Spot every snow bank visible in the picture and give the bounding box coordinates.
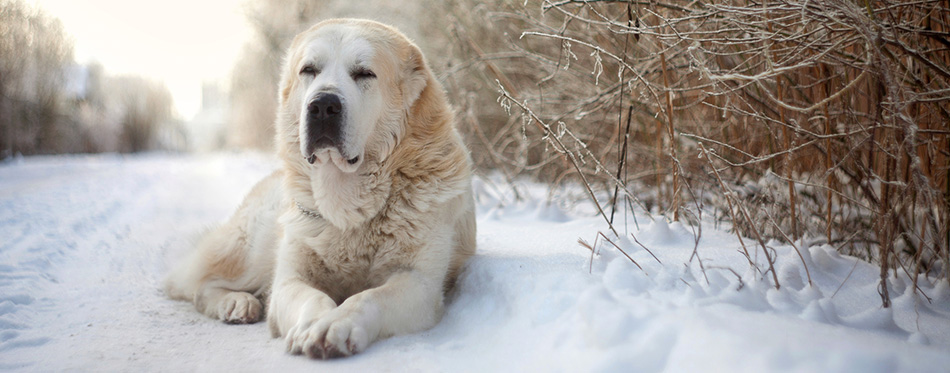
[1,154,948,372]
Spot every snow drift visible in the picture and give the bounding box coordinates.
[1,153,948,372]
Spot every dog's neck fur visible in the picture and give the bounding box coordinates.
[305,161,390,229]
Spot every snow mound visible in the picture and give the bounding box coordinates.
[1,153,948,372]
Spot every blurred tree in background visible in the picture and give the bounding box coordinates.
[0,0,74,156]
[0,0,178,157]
[227,1,324,150]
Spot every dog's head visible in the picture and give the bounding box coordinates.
[275,19,429,173]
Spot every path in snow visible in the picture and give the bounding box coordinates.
[1,153,948,372]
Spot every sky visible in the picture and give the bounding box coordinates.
[29,0,253,120]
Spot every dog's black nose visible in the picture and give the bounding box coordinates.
[305,92,344,157]
[307,93,342,119]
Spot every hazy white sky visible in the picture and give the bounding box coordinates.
[29,0,253,120]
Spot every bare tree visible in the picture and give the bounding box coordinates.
[0,0,74,156]
[226,1,327,150]
[0,0,175,156]
[108,76,174,153]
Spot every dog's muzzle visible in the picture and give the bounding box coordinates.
[301,92,362,167]
[306,92,342,150]
[304,93,349,163]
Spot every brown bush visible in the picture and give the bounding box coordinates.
[443,0,950,304]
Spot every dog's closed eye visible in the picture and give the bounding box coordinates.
[351,68,376,80]
[300,65,319,76]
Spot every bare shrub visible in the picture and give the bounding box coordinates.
[108,76,175,153]
[0,0,75,156]
[74,62,122,152]
[444,0,950,302]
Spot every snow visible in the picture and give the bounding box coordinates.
[1,153,949,372]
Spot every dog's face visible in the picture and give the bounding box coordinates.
[277,19,428,174]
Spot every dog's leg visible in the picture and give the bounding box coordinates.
[168,223,271,324]
[194,281,264,324]
[268,278,338,355]
[166,171,282,324]
[186,228,269,324]
[288,269,444,358]
[267,234,342,355]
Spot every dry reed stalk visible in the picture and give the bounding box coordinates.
[763,0,799,239]
[579,231,647,275]
[660,50,680,221]
[496,82,620,236]
[820,64,834,245]
[608,5,635,226]
[699,143,764,277]
[879,150,895,308]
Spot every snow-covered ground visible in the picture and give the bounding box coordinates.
[1,153,948,372]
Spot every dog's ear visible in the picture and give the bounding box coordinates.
[279,55,300,106]
[402,45,428,110]
[279,69,295,106]
[279,33,309,106]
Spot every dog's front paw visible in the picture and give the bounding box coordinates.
[285,307,374,359]
[218,292,262,324]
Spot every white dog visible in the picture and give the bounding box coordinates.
[165,19,476,359]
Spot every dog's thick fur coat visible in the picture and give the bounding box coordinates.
[165,19,475,359]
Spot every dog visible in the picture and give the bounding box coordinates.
[165,18,476,359]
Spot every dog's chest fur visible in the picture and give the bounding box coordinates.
[298,169,450,304]
[302,228,393,304]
